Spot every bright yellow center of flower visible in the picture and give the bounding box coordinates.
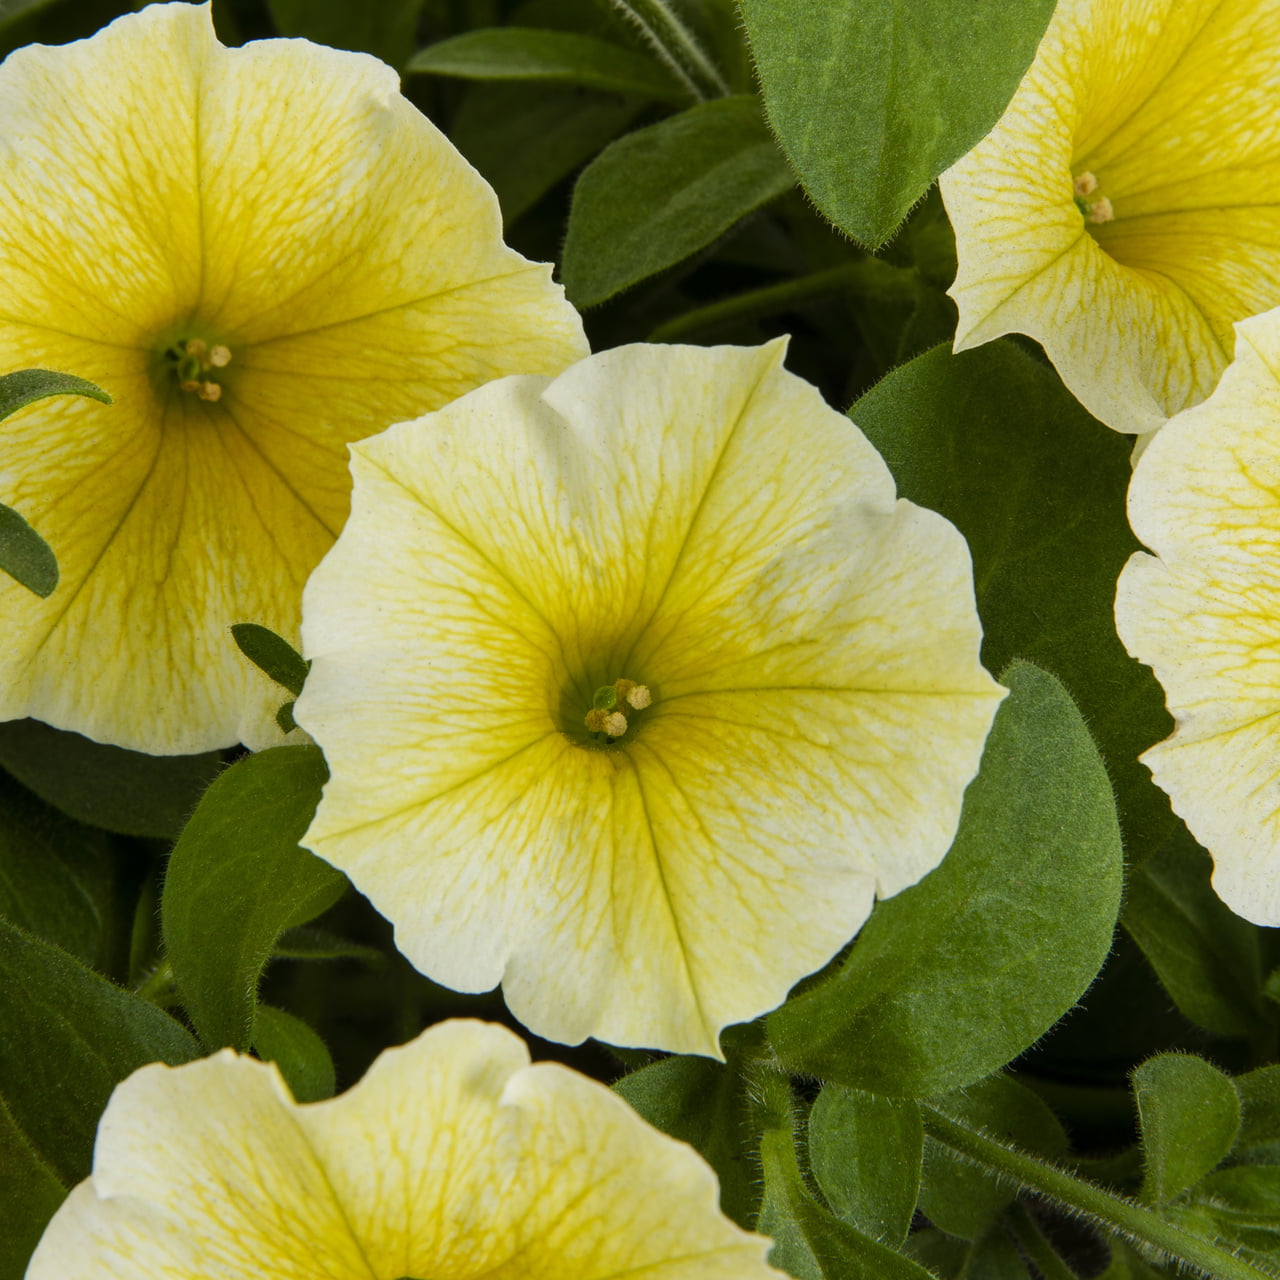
[583,677,652,742]
[163,336,234,403]
[1072,171,1114,225]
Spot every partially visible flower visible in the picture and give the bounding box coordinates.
[942,0,1280,437]
[296,341,1005,1056]
[0,2,586,754]
[1116,307,1280,924]
[26,1019,779,1279]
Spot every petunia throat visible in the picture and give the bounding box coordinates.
[584,677,652,742]
[163,336,233,403]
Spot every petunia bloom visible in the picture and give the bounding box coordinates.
[26,1019,780,1279]
[1116,307,1280,925]
[0,1,586,754]
[295,341,1005,1056]
[942,0,1280,438]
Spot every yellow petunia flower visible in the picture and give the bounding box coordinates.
[295,341,1005,1056]
[26,1019,780,1279]
[1116,307,1280,925]
[942,0,1280,438]
[0,1,586,754]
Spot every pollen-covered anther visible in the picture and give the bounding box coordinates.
[602,710,628,736]
[1072,170,1098,197]
[584,678,651,738]
[625,684,651,710]
[197,381,222,403]
[209,344,232,368]
[1088,196,1115,224]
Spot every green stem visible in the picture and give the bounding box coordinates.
[1008,1203,1079,1280]
[921,1105,1272,1280]
[604,0,728,99]
[649,259,919,343]
[134,957,175,1006]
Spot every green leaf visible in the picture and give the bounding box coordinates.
[808,1085,922,1247]
[0,918,197,1186]
[231,622,310,697]
[273,924,385,966]
[252,1004,336,1104]
[767,662,1123,1096]
[266,0,426,68]
[562,95,794,307]
[1133,1054,1240,1205]
[0,719,222,840]
[0,1092,65,1280]
[0,368,110,422]
[0,772,112,966]
[0,503,57,598]
[1192,1165,1280,1237]
[162,745,346,1052]
[1122,827,1267,1041]
[1237,1066,1280,1150]
[0,0,126,58]
[758,1127,936,1280]
[738,0,1055,246]
[959,1228,1032,1280]
[853,339,1175,866]
[920,1076,1067,1241]
[409,28,688,101]
[614,1055,757,1227]
[451,81,643,223]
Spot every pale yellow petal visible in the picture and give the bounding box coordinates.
[943,0,1280,436]
[28,1020,778,1280]
[0,2,585,753]
[1116,306,1280,923]
[299,343,1004,1053]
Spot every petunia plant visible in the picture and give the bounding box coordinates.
[4,2,1280,1280]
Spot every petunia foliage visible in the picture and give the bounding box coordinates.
[6,2,1280,1280]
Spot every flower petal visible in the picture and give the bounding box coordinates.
[299,342,1004,1053]
[1116,306,1280,923]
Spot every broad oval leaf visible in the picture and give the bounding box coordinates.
[1134,1053,1240,1206]
[0,918,197,1187]
[231,622,310,697]
[0,1091,64,1280]
[739,0,1055,246]
[767,662,1123,1096]
[0,502,57,598]
[562,95,794,307]
[253,1004,336,1104]
[0,719,222,840]
[409,28,688,101]
[162,745,347,1052]
[808,1085,922,1247]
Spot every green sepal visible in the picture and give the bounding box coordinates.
[231,622,311,697]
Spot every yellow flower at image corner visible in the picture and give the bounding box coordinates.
[294,340,1007,1056]
[0,1,587,755]
[1116,306,1280,926]
[941,0,1280,438]
[26,1019,781,1280]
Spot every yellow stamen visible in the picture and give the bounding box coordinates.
[197,381,222,403]
[626,684,651,710]
[208,345,232,368]
[602,710,628,737]
[1087,197,1114,224]
[584,708,608,733]
[1072,171,1098,197]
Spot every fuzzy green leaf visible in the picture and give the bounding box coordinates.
[231,623,310,697]
[738,0,1055,245]
[767,662,1123,1096]
[562,95,794,307]
[162,746,346,1052]
[252,1004,336,1104]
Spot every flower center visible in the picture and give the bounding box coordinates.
[583,677,652,742]
[1071,171,1114,224]
[163,336,233,403]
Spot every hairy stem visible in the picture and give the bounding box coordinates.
[604,0,728,99]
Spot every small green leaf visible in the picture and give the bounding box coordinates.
[266,0,426,68]
[276,700,298,734]
[273,925,384,966]
[0,502,57,597]
[959,1227,1032,1279]
[854,339,1175,867]
[0,772,113,966]
[0,719,222,840]
[767,662,1123,1096]
[808,1085,922,1247]
[1191,1166,1280,1250]
[1236,1066,1280,1150]
[758,1126,936,1280]
[1123,828,1268,1041]
[409,28,688,101]
[920,1076,1067,1241]
[0,919,198,1186]
[614,1055,757,1227]
[252,1004,336,1103]
[562,95,794,307]
[738,0,1056,245]
[1133,1053,1240,1205]
[0,1090,65,1280]
[231,622,310,697]
[162,745,347,1052]
[0,368,110,421]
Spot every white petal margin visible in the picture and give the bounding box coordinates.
[26,1019,780,1280]
[1116,307,1280,924]
[297,341,1005,1056]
